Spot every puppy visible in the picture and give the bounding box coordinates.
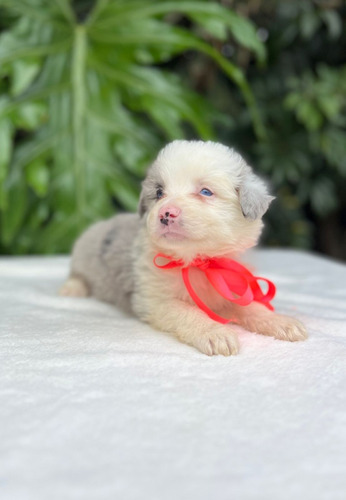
[60,140,307,355]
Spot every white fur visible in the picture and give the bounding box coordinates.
[64,140,307,356]
[132,140,307,355]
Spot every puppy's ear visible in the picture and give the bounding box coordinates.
[138,183,148,217]
[138,161,163,217]
[238,171,274,220]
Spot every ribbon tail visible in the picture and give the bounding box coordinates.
[182,268,235,325]
[205,269,254,306]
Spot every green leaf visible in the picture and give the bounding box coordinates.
[108,175,140,213]
[284,92,302,110]
[318,128,346,174]
[0,0,66,25]
[299,10,320,39]
[297,101,324,131]
[222,12,266,63]
[26,158,49,196]
[190,13,228,40]
[12,102,47,130]
[321,10,342,39]
[0,116,13,208]
[1,178,27,244]
[11,59,40,96]
[317,95,341,121]
[0,116,12,177]
[35,213,83,253]
[310,177,337,216]
[92,0,266,62]
[113,136,156,176]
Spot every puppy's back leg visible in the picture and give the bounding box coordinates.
[59,276,89,297]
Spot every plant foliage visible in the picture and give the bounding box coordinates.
[0,0,264,253]
[211,0,346,258]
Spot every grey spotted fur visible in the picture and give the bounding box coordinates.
[70,213,140,314]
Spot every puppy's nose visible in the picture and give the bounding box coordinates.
[159,205,181,224]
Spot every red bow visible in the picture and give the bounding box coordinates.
[153,253,276,324]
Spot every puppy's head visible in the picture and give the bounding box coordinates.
[139,140,273,260]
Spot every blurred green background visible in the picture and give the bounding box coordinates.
[0,0,345,259]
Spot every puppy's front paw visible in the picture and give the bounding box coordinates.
[194,328,239,356]
[264,315,308,342]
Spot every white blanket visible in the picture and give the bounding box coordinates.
[1,250,346,500]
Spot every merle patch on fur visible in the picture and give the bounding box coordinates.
[100,227,117,260]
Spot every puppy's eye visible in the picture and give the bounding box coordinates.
[199,188,213,197]
[156,188,164,200]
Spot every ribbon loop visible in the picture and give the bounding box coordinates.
[154,253,184,269]
[153,253,276,324]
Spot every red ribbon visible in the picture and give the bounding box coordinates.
[153,253,276,324]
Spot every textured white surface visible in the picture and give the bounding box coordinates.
[1,250,346,500]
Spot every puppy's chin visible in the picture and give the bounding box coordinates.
[149,226,236,260]
[148,225,203,259]
[156,234,187,247]
[156,224,186,241]
[151,229,189,248]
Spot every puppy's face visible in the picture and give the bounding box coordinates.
[139,141,273,261]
